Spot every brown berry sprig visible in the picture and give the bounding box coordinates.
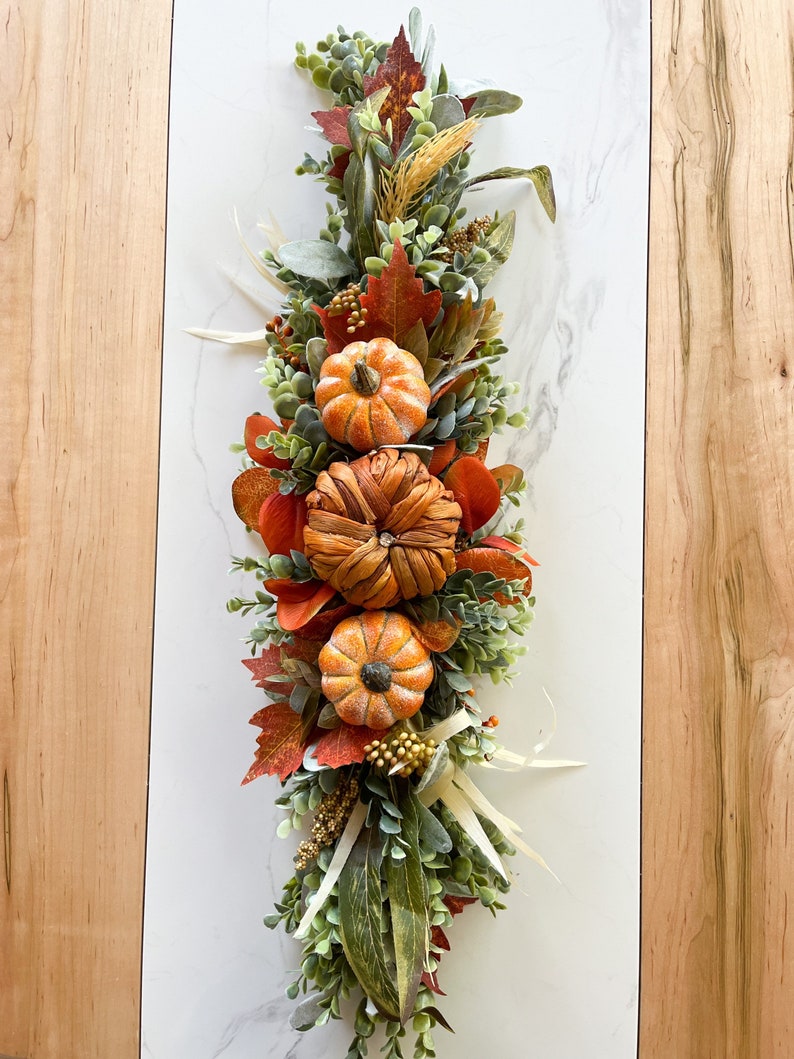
[265,314,302,368]
[440,215,492,262]
[294,776,360,871]
[325,281,369,334]
[364,731,438,778]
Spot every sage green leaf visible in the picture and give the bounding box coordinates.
[347,86,391,159]
[415,741,450,795]
[277,240,355,281]
[386,793,429,1024]
[400,319,430,365]
[466,89,523,118]
[339,826,400,1021]
[415,800,453,853]
[289,991,329,1031]
[343,151,378,268]
[466,166,557,223]
[469,212,516,287]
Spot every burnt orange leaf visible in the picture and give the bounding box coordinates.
[362,26,425,151]
[311,106,352,147]
[242,701,308,784]
[263,579,338,632]
[242,639,323,695]
[474,439,490,463]
[427,439,457,476]
[299,601,358,640]
[258,490,308,556]
[443,456,501,534]
[311,723,382,768]
[421,894,476,995]
[455,547,533,601]
[409,617,462,652]
[245,415,290,468]
[479,534,539,567]
[232,467,281,529]
[489,463,524,495]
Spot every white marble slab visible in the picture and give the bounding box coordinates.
[143,2,649,1056]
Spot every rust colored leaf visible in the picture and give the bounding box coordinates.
[311,723,383,768]
[427,439,457,476]
[311,106,353,147]
[479,534,539,567]
[420,969,446,996]
[455,547,533,601]
[299,600,358,640]
[245,414,290,468]
[489,463,524,495]
[421,894,476,995]
[443,894,477,916]
[327,149,352,181]
[242,701,309,784]
[443,456,501,534]
[242,639,323,695]
[362,26,425,151]
[258,490,309,556]
[409,617,462,653]
[263,579,338,632]
[232,467,281,529]
[314,240,441,353]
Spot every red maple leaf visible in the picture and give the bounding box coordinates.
[311,723,382,768]
[327,149,351,182]
[362,26,425,152]
[311,106,352,148]
[314,241,441,353]
[421,895,477,994]
[242,701,309,784]
[242,639,323,696]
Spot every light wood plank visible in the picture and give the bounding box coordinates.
[0,2,171,1055]
[642,0,794,1055]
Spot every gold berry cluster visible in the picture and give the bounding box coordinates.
[326,282,369,334]
[440,215,492,262]
[294,776,360,871]
[364,731,438,778]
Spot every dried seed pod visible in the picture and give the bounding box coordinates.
[319,611,434,728]
[303,449,461,609]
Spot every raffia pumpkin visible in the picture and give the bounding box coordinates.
[314,337,431,451]
[319,611,434,728]
[303,449,461,609]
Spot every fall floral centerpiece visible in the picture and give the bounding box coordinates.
[195,9,563,1056]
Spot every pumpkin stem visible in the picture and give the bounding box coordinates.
[351,358,381,396]
[360,661,392,693]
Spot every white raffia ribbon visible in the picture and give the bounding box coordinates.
[294,799,367,939]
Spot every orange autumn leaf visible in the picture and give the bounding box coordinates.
[263,578,338,632]
[242,701,309,784]
[489,463,524,495]
[479,534,539,567]
[258,490,309,556]
[443,456,501,534]
[455,547,533,601]
[409,617,462,652]
[299,600,358,640]
[232,467,281,529]
[427,438,457,476]
[242,639,323,694]
[311,723,383,768]
[244,415,291,468]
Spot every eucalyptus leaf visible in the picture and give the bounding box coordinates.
[338,827,400,1021]
[289,991,329,1031]
[385,794,429,1024]
[277,240,356,281]
[466,165,557,223]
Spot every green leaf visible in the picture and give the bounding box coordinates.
[339,826,401,1021]
[466,88,523,118]
[385,793,429,1024]
[415,801,453,853]
[470,212,516,287]
[277,240,355,281]
[465,166,556,223]
[343,151,378,268]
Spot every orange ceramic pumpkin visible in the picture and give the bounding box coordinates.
[314,337,431,451]
[319,611,434,729]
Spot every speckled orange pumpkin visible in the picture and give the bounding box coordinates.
[319,611,434,729]
[314,337,431,451]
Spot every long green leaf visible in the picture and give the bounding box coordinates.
[338,826,400,1020]
[385,793,429,1023]
[466,165,557,223]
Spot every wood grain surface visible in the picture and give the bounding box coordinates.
[641,0,794,1056]
[0,2,171,1057]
